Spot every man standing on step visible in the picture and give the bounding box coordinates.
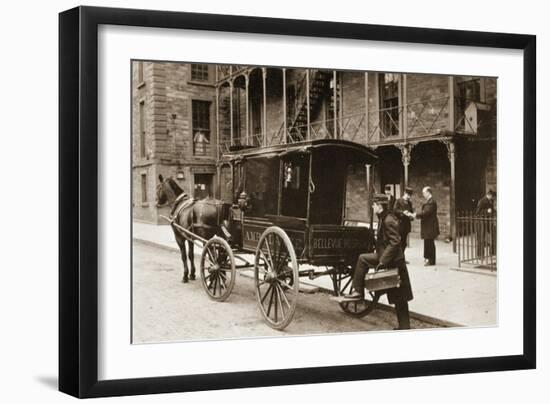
[345,194,413,330]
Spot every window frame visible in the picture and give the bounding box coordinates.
[379,73,401,137]
[190,63,210,82]
[191,99,213,156]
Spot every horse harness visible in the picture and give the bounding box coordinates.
[170,193,196,222]
[171,195,230,237]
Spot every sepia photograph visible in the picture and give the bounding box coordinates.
[131,61,497,343]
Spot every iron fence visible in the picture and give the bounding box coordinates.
[456,210,497,271]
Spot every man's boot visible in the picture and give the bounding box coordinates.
[395,300,411,330]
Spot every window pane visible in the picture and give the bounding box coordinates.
[191,64,209,81]
[192,100,212,156]
[380,74,400,137]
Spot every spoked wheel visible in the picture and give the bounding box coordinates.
[200,236,236,302]
[332,266,380,318]
[254,226,299,330]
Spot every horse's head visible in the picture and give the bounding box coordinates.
[156,174,170,207]
[156,174,186,208]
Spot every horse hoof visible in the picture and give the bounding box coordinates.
[182,278,188,283]
[189,275,196,281]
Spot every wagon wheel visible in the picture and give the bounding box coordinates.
[332,266,380,318]
[200,236,236,302]
[254,226,299,330]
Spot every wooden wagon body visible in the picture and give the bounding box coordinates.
[228,139,377,264]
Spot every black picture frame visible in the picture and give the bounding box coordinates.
[59,5,536,398]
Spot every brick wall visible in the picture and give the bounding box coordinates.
[218,85,232,148]
[366,73,381,143]
[405,74,450,138]
[265,71,284,142]
[236,86,247,145]
[341,72,367,142]
[219,164,233,203]
[408,142,451,238]
[485,142,497,193]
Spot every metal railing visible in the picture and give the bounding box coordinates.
[366,96,451,141]
[217,96,491,155]
[456,210,497,271]
[216,65,250,83]
[218,112,367,156]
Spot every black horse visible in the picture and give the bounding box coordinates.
[156,175,230,283]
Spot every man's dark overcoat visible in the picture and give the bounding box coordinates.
[416,197,440,240]
[374,211,413,304]
[393,197,414,235]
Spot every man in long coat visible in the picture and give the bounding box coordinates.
[476,189,496,256]
[393,187,414,256]
[410,186,439,266]
[345,194,413,329]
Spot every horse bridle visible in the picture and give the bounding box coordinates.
[156,180,189,208]
[156,182,170,208]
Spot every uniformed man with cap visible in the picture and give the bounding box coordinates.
[393,187,414,256]
[345,193,413,329]
[384,184,396,212]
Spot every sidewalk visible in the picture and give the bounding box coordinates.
[133,221,496,328]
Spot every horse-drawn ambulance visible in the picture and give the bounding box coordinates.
[159,139,381,330]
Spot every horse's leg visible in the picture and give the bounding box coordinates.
[173,227,190,283]
[179,237,190,283]
[188,240,196,280]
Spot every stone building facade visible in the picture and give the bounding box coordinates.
[132,61,218,224]
[133,62,497,243]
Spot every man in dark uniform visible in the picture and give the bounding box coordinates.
[476,189,496,216]
[384,184,396,212]
[409,186,439,266]
[393,187,414,256]
[344,194,413,330]
[476,189,496,256]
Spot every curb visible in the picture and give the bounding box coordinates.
[134,237,464,328]
[450,266,497,277]
[310,282,463,328]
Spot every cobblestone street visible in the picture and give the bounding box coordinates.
[132,241,439,343]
